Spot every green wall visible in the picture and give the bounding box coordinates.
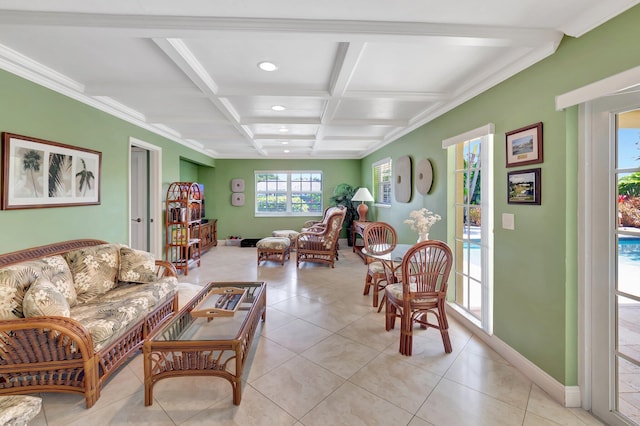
[360,4,640,384]
[204,159,360,239]
[0,69,213,253]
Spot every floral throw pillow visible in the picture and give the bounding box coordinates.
[23,281,71,318]
[0,255,76,320]
[64,244,120,303]
[119,247,156,284]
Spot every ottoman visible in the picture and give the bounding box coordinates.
[257,237,291,265]
[272,229,300,251]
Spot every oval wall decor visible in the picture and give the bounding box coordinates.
[394,155,412,203]
[415,158,434,195]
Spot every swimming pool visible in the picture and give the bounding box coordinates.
[619,237,640,263]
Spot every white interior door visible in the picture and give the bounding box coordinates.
[585,90,640,425]
[129,138,162,259]
[130,147,148,251]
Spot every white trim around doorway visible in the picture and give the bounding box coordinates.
[128,137,163,259]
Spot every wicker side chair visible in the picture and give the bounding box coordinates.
[296,206,346,268]
[362,222,398,309]
[384,240,453,356]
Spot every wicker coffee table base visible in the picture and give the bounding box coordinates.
[143,282,266,406]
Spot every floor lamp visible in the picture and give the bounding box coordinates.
[352,187,374,221]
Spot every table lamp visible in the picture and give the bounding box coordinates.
[352,187,374,221]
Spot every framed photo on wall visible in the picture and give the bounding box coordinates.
[505,122,543,167]
[507,168,541,205]
[1,132,101,210]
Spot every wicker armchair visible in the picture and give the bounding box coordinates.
[385,240,453,356]
[296,206,346,268]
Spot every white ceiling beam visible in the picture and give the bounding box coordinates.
[316,41,367,153]
[0,10,562,47]
[240,117,321,125]
[147,115,231,124]
[153,37,268,154]
[329,118,409,127]
[84,84,205,97]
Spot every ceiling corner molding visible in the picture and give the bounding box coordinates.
[559,0,640,37]
[379,35,561,150]
[555,64,640,110]
[0,44,215,159]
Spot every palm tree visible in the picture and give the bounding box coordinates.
[48,153,72,197]
[22,150,41,197]
[75,158,95,196]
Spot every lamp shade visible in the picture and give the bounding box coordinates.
[352,187,374,202]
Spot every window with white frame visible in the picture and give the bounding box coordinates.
[372,158,392,205]
[443,124,494,334]
[255,171,323,216]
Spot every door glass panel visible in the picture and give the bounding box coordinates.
[454,136,487,325]
[616,109,640,423]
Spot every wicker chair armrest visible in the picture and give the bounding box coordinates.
[302,220,321,228]
[0,316,95,363]
[155,260,178,278]
[297,230,324,240]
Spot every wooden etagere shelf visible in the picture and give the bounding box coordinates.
[165,182,202,275]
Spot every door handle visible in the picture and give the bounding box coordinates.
[132,218,142,223]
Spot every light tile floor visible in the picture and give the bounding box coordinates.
[29,244,605,425]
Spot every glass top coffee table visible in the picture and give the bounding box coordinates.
[143,281,266,406]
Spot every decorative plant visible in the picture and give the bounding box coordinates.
[329,183,359,242]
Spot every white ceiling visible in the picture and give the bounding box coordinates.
[0,0,637,159]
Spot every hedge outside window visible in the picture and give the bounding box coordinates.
[372,158,392,206]
[255,171,323,216]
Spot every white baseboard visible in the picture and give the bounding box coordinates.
[447,306,581,408]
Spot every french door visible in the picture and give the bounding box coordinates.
[586,91,640,425]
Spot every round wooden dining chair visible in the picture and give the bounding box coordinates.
[362,222,397,309]
[384,240,453,355]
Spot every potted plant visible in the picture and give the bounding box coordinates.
[329,183,359,245]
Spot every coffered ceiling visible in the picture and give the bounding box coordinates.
[0,1,637,159]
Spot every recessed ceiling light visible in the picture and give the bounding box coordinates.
[281,141,289,145]
[279,127,289,133]
[283,149,290,153]
[258,61,278,72]
[271,105,286,111]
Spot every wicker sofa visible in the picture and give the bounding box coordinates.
[0,239,179,408]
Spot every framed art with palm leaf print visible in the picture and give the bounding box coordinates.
[1,132,101,209]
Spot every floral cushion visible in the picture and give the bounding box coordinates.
[23,281,71,318]
[69,297,147,352]
[0,255,76,320]
[102,276,178,308]
[69,276,177,352]
[64,244,120,303]
[256,237,290,250]
[118,247,156,283]
[0,395,42,426]
[386,282,438,304]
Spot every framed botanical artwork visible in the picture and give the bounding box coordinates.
[507,168,541,205]
[505,122,543,167]
[1,132,101,210]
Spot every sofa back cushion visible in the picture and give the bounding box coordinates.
[23,281,71,318]
[64,244,120,303]
[0,255,76,320]
[118,247,156,283]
